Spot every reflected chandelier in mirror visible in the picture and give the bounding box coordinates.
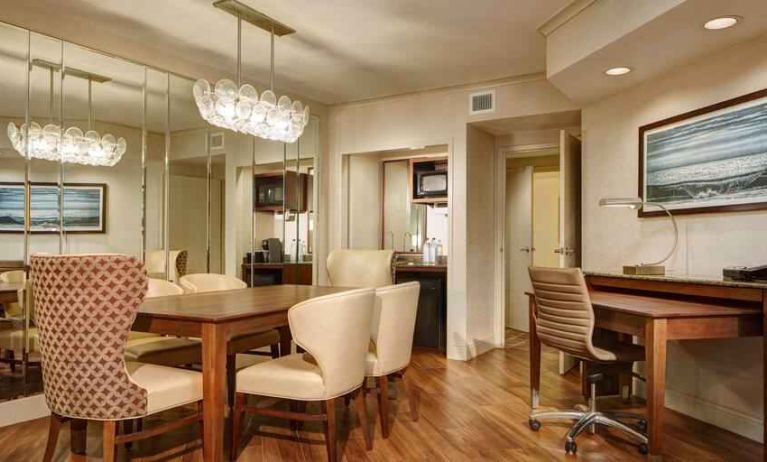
[6,59,127,167]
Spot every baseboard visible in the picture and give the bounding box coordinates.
[0,394,49,427]
[665,389,763,443]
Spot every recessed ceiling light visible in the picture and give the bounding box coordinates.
[604,67,632,76]
[704,16,740,30]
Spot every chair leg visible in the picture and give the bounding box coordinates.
[231,393,246,462]
[270,343,280,359]
[377,376,390,438]
[70,419,88,456]
[7,350,15,373]
[102,420,117,462]
[227,354,237,411]
[323,397,337,462]
[122,419,134,450]
[354,388,373,451]
[400,370,419,422]
[43,414,64,462]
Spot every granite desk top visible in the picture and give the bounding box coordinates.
[585,270,767,290]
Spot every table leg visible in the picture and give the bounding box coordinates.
[645,318,667,460]
[202,322,228,462]
[278,325,292,357]
[529,295,541,409]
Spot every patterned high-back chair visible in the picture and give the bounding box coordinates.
[32,254,204,462]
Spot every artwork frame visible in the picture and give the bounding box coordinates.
[638,88,767,217]
[0,182,107,234]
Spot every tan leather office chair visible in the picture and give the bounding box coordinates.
[231,288,376,461]
[528,266,648,455]
[326,249,394,287]
[365,282,421,445]
[32,254,203,462]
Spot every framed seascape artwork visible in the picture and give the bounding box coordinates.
[0,182,107,233]
[639,88,767,216]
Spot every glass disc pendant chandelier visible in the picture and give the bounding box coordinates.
[193,0,308,143]
[7,59,127,167]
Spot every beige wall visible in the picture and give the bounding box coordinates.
[323,75,578,359]
[582,34,767,441]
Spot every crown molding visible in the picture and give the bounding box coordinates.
[538,0,597,37]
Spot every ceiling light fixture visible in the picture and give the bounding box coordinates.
[193,0,308,143]
[604,66,632,76]
[7,59,127,167]
[704,16,740,30]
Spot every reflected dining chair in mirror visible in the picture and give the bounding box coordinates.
[365,282,421,445]
[0,270,26,319]
[31,254,204,462]
[125,278,201,368]
[0,279,38,374]
[326,249,395,288]
[179,273,282,407]
[231,288,376,462]
[145,250,188,283]
[527,267,649,455]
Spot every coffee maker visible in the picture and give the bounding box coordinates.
[262,238,283,263]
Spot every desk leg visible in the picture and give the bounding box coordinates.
[202,322,228,462]
[645,319,667,460]
[529,296,541,409]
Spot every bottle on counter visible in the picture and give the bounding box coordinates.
[434,239,443,263]
[422,238,432,263]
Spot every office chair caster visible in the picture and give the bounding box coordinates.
[565,440,577,454]
[639,443,649,455]
[528,418,541,431]
[637,418,647,432]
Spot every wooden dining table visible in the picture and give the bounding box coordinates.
[133,284,349,462]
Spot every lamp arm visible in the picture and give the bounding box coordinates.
[640,202,678,267]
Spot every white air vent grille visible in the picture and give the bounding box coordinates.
[469,90,495,115]
[209,132,225,150]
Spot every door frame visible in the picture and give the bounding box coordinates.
[493,143,559,346]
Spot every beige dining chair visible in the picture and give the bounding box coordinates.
[326,249,394,287]
[231,288,376,462]
[527,266,649,455]
[0,278,36,373]
[31,254,203,462]
[179,273,282,405]
[0,270,25,318]
[364,282,421,445]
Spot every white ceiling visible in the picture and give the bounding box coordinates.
[0,0,571,105]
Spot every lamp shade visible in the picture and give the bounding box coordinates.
[598,197,644,209]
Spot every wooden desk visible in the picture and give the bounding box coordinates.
[133,284,349,462]
[528,273,765,460]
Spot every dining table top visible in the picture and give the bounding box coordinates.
[138,284,351,323]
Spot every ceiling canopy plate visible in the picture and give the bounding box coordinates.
[213,0,295,36]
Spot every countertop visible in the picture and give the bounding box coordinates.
[395,262,447,273]
[585,270,767,290]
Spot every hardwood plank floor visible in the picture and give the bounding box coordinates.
[0,330,761,461]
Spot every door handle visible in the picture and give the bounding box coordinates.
[519,247,536,253]
[554,247,576,255]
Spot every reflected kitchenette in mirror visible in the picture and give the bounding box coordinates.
[0,20,320,404]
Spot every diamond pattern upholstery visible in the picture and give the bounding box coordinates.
[32,254,149,420]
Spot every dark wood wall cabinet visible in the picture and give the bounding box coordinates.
[241,263,313,287]
[395,266,447,353]
[254,172,312,213]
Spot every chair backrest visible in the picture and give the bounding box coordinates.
[31,254,149,420]
[145,250,187,282]
[179,273,247,293]
[369,282,420,376]
[147,278,184,297]
[326,249,394,287]
[0,270,26,283]
[289,288,375,398]
[528,266,599,360]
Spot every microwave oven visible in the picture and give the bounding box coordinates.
[415,171,448,198]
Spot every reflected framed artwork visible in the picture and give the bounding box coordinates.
[0,182,106,233]
[639,88,767,216]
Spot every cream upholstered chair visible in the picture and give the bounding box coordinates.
[179,273,281,406]
[528,267,648,455]
[364,282,421,444]
[125,278,201,367]
[0,270,25,318]
[31,254,203,462]
[0,278,37,372]
[231,288,376,461]
[145,249,188,283]
[326,249,394,287]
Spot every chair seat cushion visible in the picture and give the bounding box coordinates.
[236,353,325,400]
[125,337,201,367]
[228,329,280,355]
[592,340,645,362]
[126,362,202,415]
[0,327,38,352]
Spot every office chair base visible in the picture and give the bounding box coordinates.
[564,411,648,454]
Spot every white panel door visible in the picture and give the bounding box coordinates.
[506,166,533,331]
